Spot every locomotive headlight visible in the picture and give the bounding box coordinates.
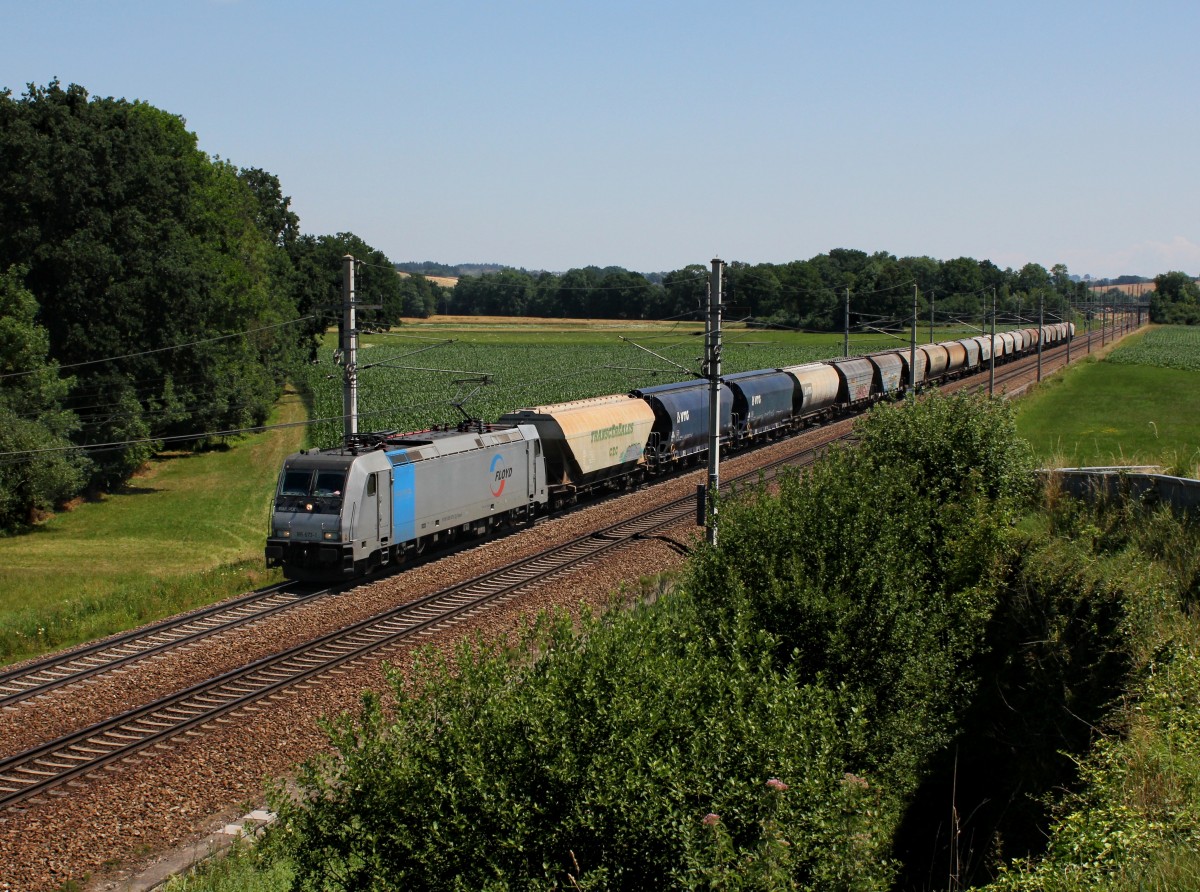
[323,531,336,540]
[281,530,290,538]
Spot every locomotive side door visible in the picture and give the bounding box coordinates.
[361,472,379,550]
[529,440,539,499]
[377,471,392,546]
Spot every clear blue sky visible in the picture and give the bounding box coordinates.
[3,1,1197,279]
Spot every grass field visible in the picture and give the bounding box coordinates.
[0,386,305,665]
[1016,326,1200,475]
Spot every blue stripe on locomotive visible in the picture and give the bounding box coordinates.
[724,369,795,434]
[632,380,734,453]
[386,449,417,544]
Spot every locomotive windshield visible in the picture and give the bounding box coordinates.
[280,470,345,497]
[281,470,313,496]
[313,472,345,496]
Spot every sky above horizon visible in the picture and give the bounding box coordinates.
[3,1,1197,280]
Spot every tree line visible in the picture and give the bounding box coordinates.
[435,252,1125,329]
[0,82,408,530]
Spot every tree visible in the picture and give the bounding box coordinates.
[1150,271,1200,324]
[1153,270,1200,304]
[448,268,534,316]
[394,273,443,318]
[527,271,565,317]
[1015,262,1052,295]
[592,268,655,319]
[940,257,985,301]
[775,259,835,329]
[725,262,782,320]
[238,166,300,249]
[658,265,708,321]
[284,231,407,349]
[0,82,316,490]
[859,252,915,324]
[0,266,88,528]
[554,267,602,318]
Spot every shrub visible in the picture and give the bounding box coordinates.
[271,603,895,890]
[687,392,1034,787]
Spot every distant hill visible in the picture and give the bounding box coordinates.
[1088,279,1200,297]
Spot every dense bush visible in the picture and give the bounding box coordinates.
[274,601,892,890]
[893,528,1142,885]
[1149,271,1200,325]
[688,392,1035,787]
[982,501,1200,891]
[268,392,1035,890]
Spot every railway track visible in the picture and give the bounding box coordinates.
[0,464,794,714]
[0,583,327,709]
[0,327,1117,810]
[960,330,1088,394]
[0,432,836,810]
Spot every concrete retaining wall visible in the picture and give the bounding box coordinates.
[1040,466,1200,512]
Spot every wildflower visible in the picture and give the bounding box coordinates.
[842,772,869,790]
[766,777,789,792]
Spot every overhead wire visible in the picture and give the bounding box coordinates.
[0,315,321,382]
[0,384,507,465]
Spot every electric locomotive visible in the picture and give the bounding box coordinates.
[266,423,546,580]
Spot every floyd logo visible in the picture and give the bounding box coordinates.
[490,454,512,497]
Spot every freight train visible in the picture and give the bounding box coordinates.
[265,323,1072,580]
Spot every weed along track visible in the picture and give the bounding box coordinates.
[0,328,1123,888]
[0,582,319,708]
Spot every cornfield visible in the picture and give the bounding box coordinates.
[300,329,887,448]
[1108,326,1200,372]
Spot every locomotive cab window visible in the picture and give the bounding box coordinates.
[281,470,345,498]
[281,470,312,496]
[313,472,345,497]
[366,475,377,497]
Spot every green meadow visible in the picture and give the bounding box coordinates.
[1016,326,1200,476]
[0,387,304,665]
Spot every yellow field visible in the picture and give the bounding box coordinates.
[1089,282,1157,296]
[396,271,459,288]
